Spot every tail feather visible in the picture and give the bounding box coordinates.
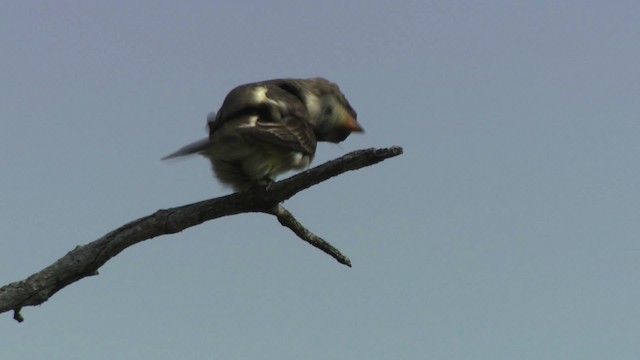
[161,138,211,160]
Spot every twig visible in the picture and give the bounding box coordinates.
[266,204,352,267]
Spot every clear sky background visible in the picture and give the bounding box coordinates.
[2,1,639,359]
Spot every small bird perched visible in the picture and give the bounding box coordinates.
[162,77,364,191]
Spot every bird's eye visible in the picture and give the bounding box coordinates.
[323,106,333,116]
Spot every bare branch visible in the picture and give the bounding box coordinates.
[265,204,352,267]
[0,146,403,322]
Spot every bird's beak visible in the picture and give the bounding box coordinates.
[343,114,364,133]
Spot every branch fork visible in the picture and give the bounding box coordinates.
[0,146,403,322]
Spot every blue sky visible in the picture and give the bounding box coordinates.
[2,1,640,359]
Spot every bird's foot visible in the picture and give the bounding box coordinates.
[261,176,275,190]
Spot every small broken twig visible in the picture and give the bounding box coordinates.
[266,204,352,267]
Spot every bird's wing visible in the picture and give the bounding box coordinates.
[210,81,317,155]
[248,112,316,154]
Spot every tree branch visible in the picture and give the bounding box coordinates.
[0,146,403,322]
[265,204,352,267]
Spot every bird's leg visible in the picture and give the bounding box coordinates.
[261,176,275,190]
[248,176,275,191]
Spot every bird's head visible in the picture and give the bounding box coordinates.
[301,78,364,143]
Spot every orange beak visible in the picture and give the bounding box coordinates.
[343,114,364,132]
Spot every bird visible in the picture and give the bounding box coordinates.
[162,77,364,192]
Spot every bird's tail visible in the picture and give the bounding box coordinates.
[161,138,211,160]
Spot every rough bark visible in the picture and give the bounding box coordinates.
[0,146,403,322]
